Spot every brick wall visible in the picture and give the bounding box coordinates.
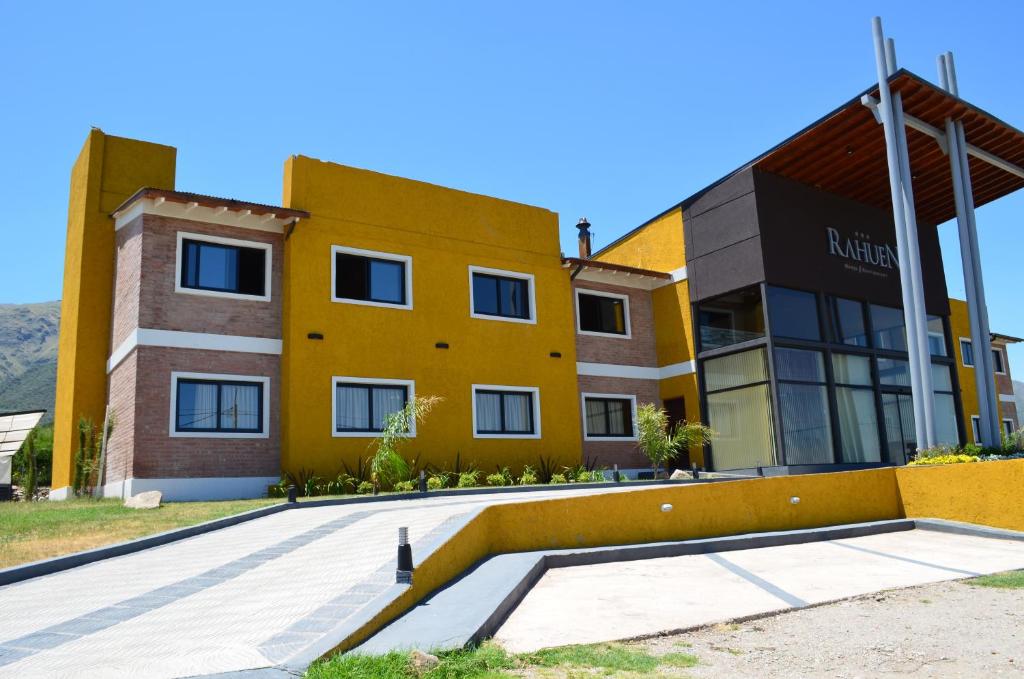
[572,280,657,366]
[578,374,659,469]
[111,217,144,348]
[104,351,138,483]
[130,346,280,479]
[137,215,283,339]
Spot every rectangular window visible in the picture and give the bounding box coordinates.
[332,246,411,308]
[333,379,412,435]
[766,286,821,341]
[473,386,539,437]
[828,297,869,347]
[993,349,1006,373]
[1004,419,1015,437]
[960,338,975,367]
[577,290,629,337]
[704,347,777,469]
[583,395,635,439]
[178,235,269,299]
[870,305,908,352]
[927,316,947,357]
[173,375,266,436]
[470,268,534,322]
[971,415,980,443]
[697,287,765,351]
[774,348,834,465]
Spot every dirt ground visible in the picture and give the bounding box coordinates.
[636,578,1023,678]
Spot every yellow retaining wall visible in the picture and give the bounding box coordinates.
[896,458,1024,532]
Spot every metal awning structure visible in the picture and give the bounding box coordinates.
[0,410,45,491]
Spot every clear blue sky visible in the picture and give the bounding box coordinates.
[1,1,1021,376]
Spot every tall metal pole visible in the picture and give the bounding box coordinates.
[871,17,930,451]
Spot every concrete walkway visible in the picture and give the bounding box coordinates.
[494,529,1024,652]
[0,487,630,679]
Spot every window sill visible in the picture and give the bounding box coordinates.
[473,432,541,440]
[470,311,536,325]
[577,329,632,340]
[583,435,638,442]
[175,286,271,303]
[170,431,269,439]
[331,296,412,311]
[332,431,417,438]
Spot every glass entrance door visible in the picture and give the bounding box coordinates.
[882,393,915,465]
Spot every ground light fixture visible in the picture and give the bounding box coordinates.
[397,526,414,584]
[790,496,801,505]
[661,503,673,513]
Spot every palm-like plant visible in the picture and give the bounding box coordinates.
[369,395,442,491]
[635,403,715,479]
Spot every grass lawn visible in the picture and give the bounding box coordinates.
[0,497,282,569]
[306,642,698,678]
[966,570,1024,589]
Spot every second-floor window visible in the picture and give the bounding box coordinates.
[576,290,629,337]
[960,338,975,367]
[470,267,534,322]
[179,235,268,298]
[332,246,412,309]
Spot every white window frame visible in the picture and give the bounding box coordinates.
[993,347,1007,375]
[575,288,632,339]
[175,232,272,302]
[581,392,638,442]
[332,376,416,438]
[471,384,541,439]
[959,337,975,368]
[970,415,980,443]
[468,265,537,325]
[1003,418,1015,437]
[169,371,270,439]
[331,245,413,310]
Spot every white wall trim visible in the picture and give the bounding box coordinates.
[1004,418,1016,436]
[170,371,271,439]
[331,376,416,438]
[575,287,631,339]
[96,476,280,501]
[576,360,696,380]
[468,265,537,325]
[175,231,272,302]
[331,245,413,310]
[472,384,542,439]
[581,392,638,442]
[114,198,291,234]
[1000,393,1016,403]
[993,346,1007,375]
[107,329,283,373]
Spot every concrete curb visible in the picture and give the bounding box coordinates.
[913,517,1024,541]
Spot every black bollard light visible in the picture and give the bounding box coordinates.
[613,464,621,484]
[418,469,427,493]
[287,485,297,503]
[396,527,414,584]
[691,462,699,480]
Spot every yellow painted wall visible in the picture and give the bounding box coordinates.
[949,298,1009,443]
[896,459,1024,532]
[593,207,686,273]
[281,156,582,479]
[52,130,176,491]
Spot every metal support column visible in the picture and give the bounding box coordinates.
[871,17,936,450]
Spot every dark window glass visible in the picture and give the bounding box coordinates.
[578,293,627,335]
[176,379,263,433]
[766,286,820,341]
[993,349,1005,373]
[472,273,530,320]
[584,397,633,437]
[475,390,535,434]
[960,339,975,366]
[335,383,408,432]
[828,297,868,347]
[927,316,947,357]
[697,287,765,351]
[870,305,907,352]
[181,240,266,296]
[778,382,834,464]
[335,253,406,305]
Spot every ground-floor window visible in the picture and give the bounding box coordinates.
[171,372,269,438]
[472,385,540,438]
[1005,419,1016,437]
[582,394,636,440]
[332,377,413,436]
[704,348,777,469]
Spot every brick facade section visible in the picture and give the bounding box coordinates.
[126,346,280,479]
[137,215,283,339]
[572,280,657,367]
[104,351,138,483]
[578,375,659,469]
[111,217,144,348]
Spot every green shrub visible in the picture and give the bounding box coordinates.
[636,404,714,479]
[393,480,415,492]
[427,474,447,490]
[356,481,375,494]
[549,473,567,484]
[535,455,557,484]
[518,465,538,486]
[908,454,980,466]
[486,467,513,486]
[457,470,480,488]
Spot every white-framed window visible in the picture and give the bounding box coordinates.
[993,348,1007,374]
[472,384,541,438]
[331,245,413,310]
[1004,418,1015,437]
[468,266,536,324]
[332,377,415,437]
[581,392,637,441]
[970,415,980,443]
[959,338,975,368]
[170,371,270,439]
[175,232,272,302]
[575,288,631,338]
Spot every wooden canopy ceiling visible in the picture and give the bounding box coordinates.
[752,70,1024,226]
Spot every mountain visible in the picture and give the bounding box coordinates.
[0,301,60,421]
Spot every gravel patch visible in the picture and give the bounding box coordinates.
[638,577,1024,677]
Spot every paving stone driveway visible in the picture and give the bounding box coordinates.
[0,488,629,679]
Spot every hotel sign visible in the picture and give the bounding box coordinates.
[826,226,898,278]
